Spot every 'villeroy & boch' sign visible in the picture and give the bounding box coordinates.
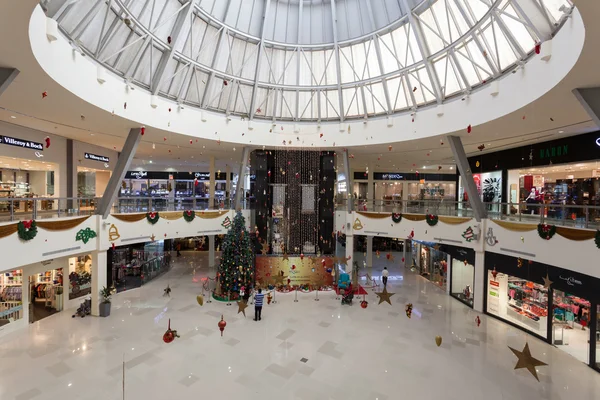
[0,135,43,151]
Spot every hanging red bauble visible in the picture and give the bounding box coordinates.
[535,42,541,54]
[287,278,291,284]
[300,253,304,260]
[194,178,199,187]
[360,300,368,309]
[475,316,481,327]
[111,242,115,250]
[218,315,227,336]
[223,80,228,86]
[491,267,498,280]
[467,125,472,134]
[140,126,145,135]
[41,91,48,99]
[162,319,179,343]
[267,170,271,177]
[401,257,405,262]
[292,265,296,270]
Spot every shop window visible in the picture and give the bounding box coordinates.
[552,289,591,364]
[486,271,548,338]
[451,259,474,307]
[29,269,64,323]
[0,270,23,325]
[68,255,92,300]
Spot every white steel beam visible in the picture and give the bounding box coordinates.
[249,0,272,119]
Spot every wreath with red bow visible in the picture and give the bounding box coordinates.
[183,210,195,222]
[146,212,159,224]
[18,220,37,241]
[391,213,402,223]
[425,214,439,226]
[537,223,556,240]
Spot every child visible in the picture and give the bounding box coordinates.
[382,267,389,286]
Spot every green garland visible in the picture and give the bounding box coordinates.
[18,220,37,241]
[392,213,402,223]
[595,230,600,249]
[537,223,556,240]
[146,212,159,224]
[426,214,439,226]
[183,210,196,222]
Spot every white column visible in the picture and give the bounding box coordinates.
[209,156,216,209]
[91,250,108,316]
[366,236,373,268]
[473,251,485,312]
[21,276,29,324]
[367,164,374,211]
[209,235,216,269]
[402,240,408,268]
[226,165,231,206]
[446,253,452,295]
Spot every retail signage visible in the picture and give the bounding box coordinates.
[124,171,170,180]
[375,173,404,180]
[0,135,43,151]
[128,171,147,179]
[539,144,568,160]
[596,137,600,147]
[174,172,233,180]
[84,152,109,163]
[353,172,456,182]
[558,275,582,287]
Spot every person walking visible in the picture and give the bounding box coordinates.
[254,288,264,321]
[382,267,389,286]
[176,243,181,257]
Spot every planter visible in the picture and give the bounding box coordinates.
[99,302,111,317]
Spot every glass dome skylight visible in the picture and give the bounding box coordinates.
[47,0,573,122]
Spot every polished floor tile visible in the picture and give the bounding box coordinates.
[0,251,599,399]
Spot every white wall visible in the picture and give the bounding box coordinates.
[94,171,111,197]
[72,141,117,197]
[29,171,46,195]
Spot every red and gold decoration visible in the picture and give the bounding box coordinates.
[425,214,439,226]
[183,210,196,222]
[375,286,394,305]
[537,223,556,240]
[255,256,333,287]
[405,303,413,318]
[360,300,368,309]
[221,216,232,228]
[391,213,402,223]
[146,212,159,225]
[218,315,227,336]
[17,220,37,241]
[162,319,179,343]
[508,342,548,381]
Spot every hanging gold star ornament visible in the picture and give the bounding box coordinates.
[273,271,286,286]
[150,234,156,242]
[237,300,248,317]
[352,218,363,230]
[282,253,289,261]
[508,342,548,381]
[260,241,269,255]
[375,286,395,305]
[542,273,553,289]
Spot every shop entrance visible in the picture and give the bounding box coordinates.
[552,290,592,364]
[29,268,63,323]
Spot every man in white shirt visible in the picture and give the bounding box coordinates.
[382,267,389,286]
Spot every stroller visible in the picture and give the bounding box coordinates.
[72,298,91,318]
[341,287,354,305]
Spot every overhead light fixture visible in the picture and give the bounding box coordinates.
[386,116,394,127]
[558,130,564,134]
[97,66,106,84]
[540,41,552,62]
[201,110,207,122]
[10,115,16,119]
[436,104,444,117]
[150,95,158,108]
[490,81,499,97]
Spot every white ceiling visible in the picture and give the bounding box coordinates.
[0,0,598,175]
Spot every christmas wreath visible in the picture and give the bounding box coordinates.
[392,213,402,223]
[18,220,37,241]
[146,211,159,224]
[425,214,439,226]
[537,223,556,240]
[595,230,600,249]
[183,210,195,222]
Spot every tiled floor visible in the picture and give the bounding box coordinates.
[1,251,599,400]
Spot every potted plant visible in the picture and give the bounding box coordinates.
[99,286,112,317]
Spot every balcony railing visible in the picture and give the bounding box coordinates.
[338,198,600,229]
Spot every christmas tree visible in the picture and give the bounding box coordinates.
[217,211,255,297]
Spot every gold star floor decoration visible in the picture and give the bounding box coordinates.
[282,253,289,261]
[237,301,248,317]
[508,342,548,381]
[375,286,395,305]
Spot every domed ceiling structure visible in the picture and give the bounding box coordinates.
[47,0,572,122]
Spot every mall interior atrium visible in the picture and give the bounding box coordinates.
[0,0,599,398]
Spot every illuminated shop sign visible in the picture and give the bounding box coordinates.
[84,152,110,163]
[0,135,43,151]
[539,145,568,159]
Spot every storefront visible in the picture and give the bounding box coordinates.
[484,252,600,371]
[0,269,23,327]
[352,172,457,203]
[410,240,449,291]
[444,246,476,308]
[29,267,64,323]
[75,146,114,198]
[107,240,172,293]
[468,131,600,223]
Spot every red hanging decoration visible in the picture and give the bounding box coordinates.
[223,80,228,86]
[467,125,472,134]
[194,178,199,187]
[140,126,145,136]
[360,300,368,309]
[491,267,498,280]
[218,315,227,336]
[44,136,51,149]
[478,144,485,151]
[41,91,48,99]
[535,42,541,54]
[167,36,172,44]
[475,316,481,327]
[320,133,323,138]
[292,265,296,270]
[162,319,179,343]
[124,102,127,109]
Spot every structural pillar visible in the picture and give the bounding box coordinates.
[91,250,108,316]
[209,156,216,209]
[473,251,485,312]
[367,164,374,211]
[226,164,231,206]
[341,151,353,212]
[0,68,19,98]
[402,239,408,268]
[446,253,452,295]
[96,128,142,218]
[448,135,487,221]
[208,235,216,269]
[366,236,373,268]
[234,147,251,209]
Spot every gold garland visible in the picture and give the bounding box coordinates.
[402,214,427,222]
[355,211,391,219]
[37,216,91,231]
[491,220,537,232]
[197,210,229,219]
[555,227,596,241]
[160,212,183,221]
[111,213,147,222]
[438,216,472,225]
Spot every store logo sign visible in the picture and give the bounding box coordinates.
[194,172,210,179]
[381,173,403,180]
[539,144,568,159]
[0,135,43,151]
[130,171,147,179]
[596,137,600,147]
[84,152,110,163]
[559,275,582,286]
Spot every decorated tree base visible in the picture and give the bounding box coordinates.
[212,291,241,302]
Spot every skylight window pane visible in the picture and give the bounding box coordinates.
[500,5,537,49]
[420,10,445,54]
[434,56,462,96]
